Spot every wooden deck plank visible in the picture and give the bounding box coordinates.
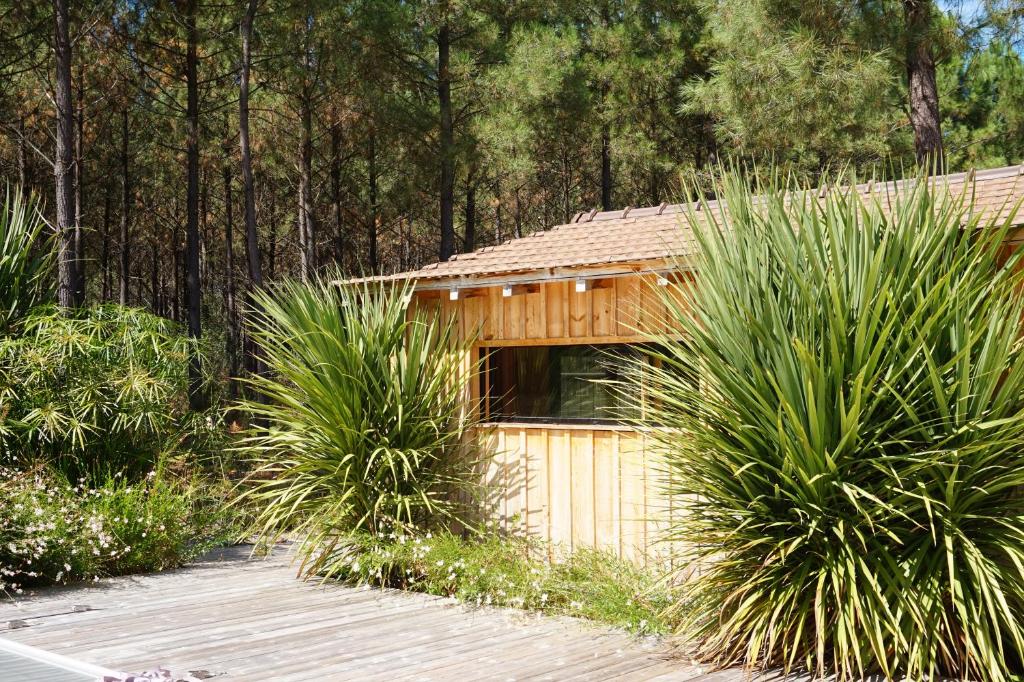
[0,544,718,681]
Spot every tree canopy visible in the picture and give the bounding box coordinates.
[0,0,1021,392]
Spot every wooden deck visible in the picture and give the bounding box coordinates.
[0,544,725,681]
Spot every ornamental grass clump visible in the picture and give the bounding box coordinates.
[637,169,1024,680]
[237,277,479,578]
[0,187,51,333]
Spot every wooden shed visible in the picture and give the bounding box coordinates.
[382,164,1024,562]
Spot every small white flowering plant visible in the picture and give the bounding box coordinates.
[0,463,237,597]
[331,529,676,636]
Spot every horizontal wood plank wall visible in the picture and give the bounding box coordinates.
[411,272,686,562]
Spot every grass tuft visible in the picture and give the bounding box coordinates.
[333,531,677,636]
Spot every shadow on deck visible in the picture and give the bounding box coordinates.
[1,544,711,681]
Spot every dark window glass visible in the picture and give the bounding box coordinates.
[481,344,641,424]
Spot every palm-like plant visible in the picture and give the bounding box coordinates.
[0,305,194,476]
[0,187,52,332]
[635,169,1024,680]
[237,277,478,577]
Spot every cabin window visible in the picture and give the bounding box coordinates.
[480,344,645,424]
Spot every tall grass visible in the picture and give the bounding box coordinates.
[237,277,479,577]
[635,169,1024,680]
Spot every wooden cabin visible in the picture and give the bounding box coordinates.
[381,164,1024,563]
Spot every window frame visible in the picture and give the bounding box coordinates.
[477,341,657,426]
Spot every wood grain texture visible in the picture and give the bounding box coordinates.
[418,274,685,562]
[0,545,720,681]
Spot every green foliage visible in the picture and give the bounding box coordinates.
[333,531,675,636]
[0,462,238,595]
[634,168,1024,679]
[237,277,479,577]
[682,0,907,173]
[0,187,52,333]
[0,305,199,477]
[942,39,1024,169]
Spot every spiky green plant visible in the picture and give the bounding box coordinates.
[237,277,479,578]
[634,169,1024,680]
[0,305,195,476]
[0,187,52,332]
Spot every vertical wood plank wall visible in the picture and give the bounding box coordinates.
[412,271,686,562]
[475,425,675,563]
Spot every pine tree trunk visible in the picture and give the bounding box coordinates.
[239,0,263,289]
[17,115,27,188]
[73,61,85,305]
[238,0,265,385]
[494,178,503,244]
[150,242,159,312]
[119,106,131,305]
[297,34,317,281]
[53,0,76,308]
[173,242,180,322]
[268,189,277,280]
[437,21,455,262]
[330,112,344,266]
[368,132,379,275]
[514,188,522,239]
[600,122,612,211]
[464,172,476,253]
[298,108,316,279]
[223,154,239,401]
[599,3,613,211]
[184,0,205,410]
[904,0,943,166]
[101,184,111,301]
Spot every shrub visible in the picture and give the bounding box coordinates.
[636,170,1024,679]
[0,463,237,595]
[0,187,51,333]
[237,277,479,577]
[0,305,198,477]
[332,531,674,635]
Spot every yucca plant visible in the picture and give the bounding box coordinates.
[0,186,52,332]
[236,276,479,578]
[634,168,1024,680]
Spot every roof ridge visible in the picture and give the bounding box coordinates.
[572,163,1024,224]
[348,163,1024,285]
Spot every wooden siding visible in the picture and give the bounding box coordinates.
[412,271,685,562]
[411,272,689,345]
[475,424,673,564]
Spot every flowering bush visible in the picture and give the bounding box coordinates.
[0,464,237,596]
[332,531,675,635]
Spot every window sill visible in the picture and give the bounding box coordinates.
[476,421,637,432]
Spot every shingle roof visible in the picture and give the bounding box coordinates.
[394,164,1024,284]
